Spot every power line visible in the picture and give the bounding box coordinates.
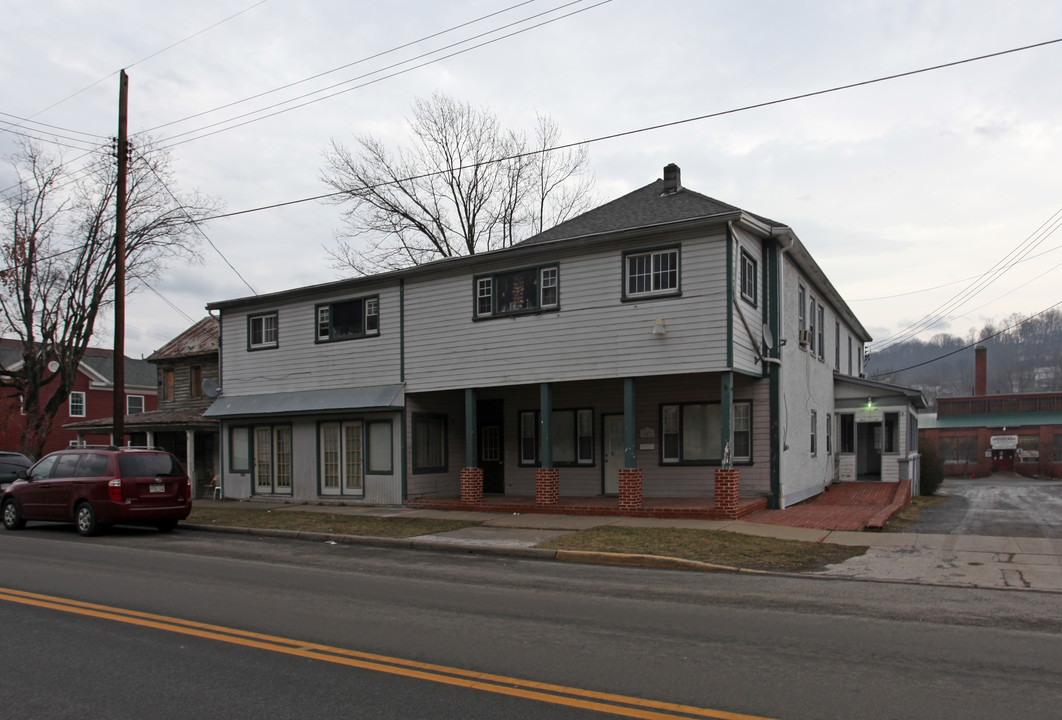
[152,0,610,149]
[193,34,1062,224]
[141,0,542,135]
[870,299,1062,376]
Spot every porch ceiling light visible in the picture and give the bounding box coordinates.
[652,318,667,336]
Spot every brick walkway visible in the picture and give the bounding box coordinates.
[745,481,908,531]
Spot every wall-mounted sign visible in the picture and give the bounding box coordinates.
[639,427,656,439]
[855,409,883,423]
[990,435,1018,450]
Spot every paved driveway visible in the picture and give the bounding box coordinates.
[903,474,1062,538]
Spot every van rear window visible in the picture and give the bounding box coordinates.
[119,454,183,478]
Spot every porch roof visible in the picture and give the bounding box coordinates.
[203,384,405,419]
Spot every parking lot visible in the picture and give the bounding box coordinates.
[903,474,1062,538]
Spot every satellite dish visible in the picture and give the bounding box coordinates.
[47,360,60,373]
[761,324,775,350]
[201,378,220,398]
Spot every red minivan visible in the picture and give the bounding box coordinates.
[1,446,192,536]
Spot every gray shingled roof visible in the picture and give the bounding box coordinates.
[0,339,155,389]
[520,175,782,246]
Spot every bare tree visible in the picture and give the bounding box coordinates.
[0,140,219,458]
[321,93,594,275]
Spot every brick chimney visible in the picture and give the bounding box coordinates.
[974,346,987,396]
[662,163,681,194]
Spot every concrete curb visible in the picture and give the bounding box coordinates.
[182,523,757,572]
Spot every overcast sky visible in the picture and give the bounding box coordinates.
[3,0,1061,364]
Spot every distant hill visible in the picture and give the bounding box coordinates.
[864,309,1062,408]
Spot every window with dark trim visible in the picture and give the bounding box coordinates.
[1054,434,1062,462]
[248,312,278,350]
[661,401,751,464]
[834,322,841,369]
[316,296,379,342]
[518,409,594,466]
[412,414,447,473]
[884,413,898,454]
[190,365,203,399]
[809,297,818,355]
[475,266,558,318]
[161,367,175,401]
[798,283,806,332]
[840,414,855,453]
[624,247,680,299]
[810,410,818,456]
[941,436,978,464]
[127,395,144,415]
[817,304,825,359]
[739,249,757,305]
[826,413,832,454]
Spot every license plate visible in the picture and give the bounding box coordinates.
[149,483,166,493]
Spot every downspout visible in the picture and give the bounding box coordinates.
[768,227,794,509]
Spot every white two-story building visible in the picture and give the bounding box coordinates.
[205,164,922,513]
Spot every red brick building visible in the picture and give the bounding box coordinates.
[0,340,157,457]
[921,347,1062,478]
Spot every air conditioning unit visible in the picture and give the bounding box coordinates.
[798,329,811,346]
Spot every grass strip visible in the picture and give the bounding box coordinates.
[187,507,479,538]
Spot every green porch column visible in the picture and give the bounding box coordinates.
[624,377,636,468]
[539,382,553,469]
[464,388,477,467]
[721,371,734,468]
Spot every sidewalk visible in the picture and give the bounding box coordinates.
[186,500,1062,593]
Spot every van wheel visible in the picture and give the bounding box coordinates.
[2,499,25,530]
[156,518,178,533]
[75,502,99,537]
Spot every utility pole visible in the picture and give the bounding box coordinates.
[113,69,128,446]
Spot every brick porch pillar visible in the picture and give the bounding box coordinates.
[714,468,740,519]
[536,468,560,505]
[460,467,483,503]
[618,468,643,510]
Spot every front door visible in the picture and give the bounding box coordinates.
[994,449,1015,473]
[478,400,504,494]
[603,415,624,495]
[253,425,293,495]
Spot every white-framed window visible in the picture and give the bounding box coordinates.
[69,391,86,418]
[810,410,818,456]
[624,247,680,299]
[519,409,594,466]
[248,312,278,350]
[474,265,559,318]
[320,421,363,494]
[316,295,380,342]
[739,249,757,305]
[127,395,144,415]
[661,401,752,464]
[412,414,447,473]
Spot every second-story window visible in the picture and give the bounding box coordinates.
[316,296,380,342]
[248,312,278,350]
[739,249,757,305]
[474,266,559,319]
[127,395,144,415]
[69,391,86,418]
[624,247,679,299]
[190,365,202,399]
[161,368,175,401]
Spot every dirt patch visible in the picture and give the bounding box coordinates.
[537,526,867,572]
[187,507,479,538]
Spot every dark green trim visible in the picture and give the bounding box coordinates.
[365,419,393,475]
[621,245,682,302]
[721,371,734,464]
[313,294,380,344]
[399,279,405,383]
[767,239,782,509]
[411,413,448,474]
[623,378,636,468]
[539,383,553,469]
[400,408,407,501]
[472,263,559,320]
[726,225,734,368]
[659,400,753,465]
[465,389,477,469]
[246,311,278,352]
[228,425,251,473]
[516,408,596,468]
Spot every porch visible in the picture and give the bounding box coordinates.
[405,493,769,520]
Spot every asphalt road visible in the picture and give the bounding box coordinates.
[903,476,1062,537]
[1,526,1061,719]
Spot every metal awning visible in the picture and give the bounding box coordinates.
[204,384,404,419]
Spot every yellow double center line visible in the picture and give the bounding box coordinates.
[0,586,773,720]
